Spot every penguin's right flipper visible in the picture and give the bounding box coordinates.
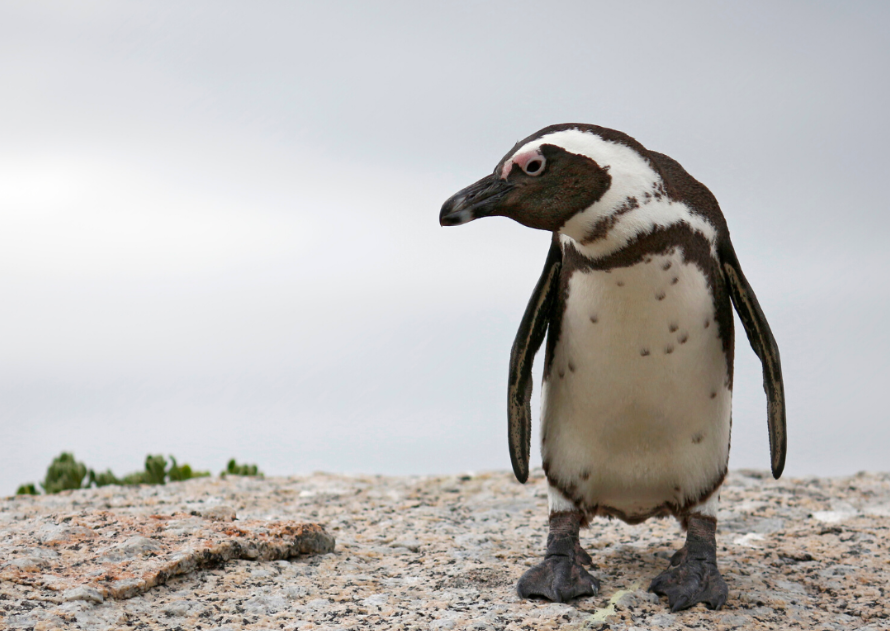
[719,241,787,479]
[508,235,562,483]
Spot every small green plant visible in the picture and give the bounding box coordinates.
[144,454,169,485]
[88,469,122,487]
[113,455,209,486]
[41,452,88,494]
[168,456,210,482]
[221,458,262,477]
[16,483,38,496]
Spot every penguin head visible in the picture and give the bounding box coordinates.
[440,124,660,241]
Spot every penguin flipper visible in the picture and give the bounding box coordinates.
[719,241,787,479]
[508,235,562,483]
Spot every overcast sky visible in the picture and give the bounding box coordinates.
[1,2,888,495]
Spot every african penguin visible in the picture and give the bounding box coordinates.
[439,124,786,611]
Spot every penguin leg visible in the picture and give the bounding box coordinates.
[649,495,728,612]
[516,494,599,602]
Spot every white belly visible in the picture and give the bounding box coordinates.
[541,247,731,518]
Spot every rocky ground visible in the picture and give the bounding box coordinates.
[1,469,888,630]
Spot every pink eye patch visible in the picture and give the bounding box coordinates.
[501,149,544,178]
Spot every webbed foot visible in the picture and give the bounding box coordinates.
[517,511,599,602]
[649,515,728,612]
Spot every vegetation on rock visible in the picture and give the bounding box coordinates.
[15,483,39,496]
[14,452,260,495]
[221,458,263,478]
[41,452,88,494]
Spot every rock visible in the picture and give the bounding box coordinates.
[9,556,44,571]
[361,593,388,607]
[305,597,331,611]
[616,589,660,607]
[0,508,334,603]
[391,537,421,552]
[62,586,104,604]
[646,612,676,627]
[39,524,94,544]
[162,599,199,617]
[0,470,888,630]
[200,505,236,521]
[98,535,162,562]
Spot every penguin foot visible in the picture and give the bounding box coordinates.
[517,511,599,603]
[516,546,599,602]
[648,550,727,611]
[649,515,728,612]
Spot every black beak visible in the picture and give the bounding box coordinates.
[439,174,514,227]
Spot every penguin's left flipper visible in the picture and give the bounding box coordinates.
[720,241,787,479]
[508,235,562,483]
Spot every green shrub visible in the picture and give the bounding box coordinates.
[88,469,122,487]
[120,471,149,485]
[41,452,88,494]
[113,455,209,486]
[221,458,262,477]
[168,457,210,482]
[144,454,168,485]
[16,483,38,496]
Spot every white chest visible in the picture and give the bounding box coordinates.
[540,246,732,515]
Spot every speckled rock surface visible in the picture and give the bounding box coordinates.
[1,470,888,630]
[0,505,333,601]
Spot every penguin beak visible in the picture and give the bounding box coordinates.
[440,174,514,226]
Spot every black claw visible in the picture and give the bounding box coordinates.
[574,541,593,566]
[649,515,728,611]
[517,511,599,602]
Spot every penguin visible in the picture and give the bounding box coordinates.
[439,124,786,612]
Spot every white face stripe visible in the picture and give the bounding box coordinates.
[510,129,718,259]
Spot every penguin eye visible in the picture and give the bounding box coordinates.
[522,157,545,176]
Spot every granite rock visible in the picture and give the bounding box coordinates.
[1,470,887,630]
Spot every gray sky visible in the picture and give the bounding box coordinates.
[1,1,888,495]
